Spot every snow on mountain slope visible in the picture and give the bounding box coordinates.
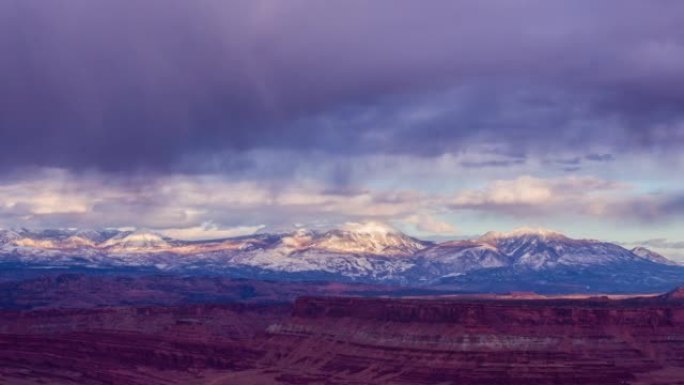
[60,235,98,248]
[411,240,509,279]
[222,224,425,279]
[0,226,680,285]
[311,221,428,256]
[404,228,679,283]
[1,229,119,249]
[100,231,171,252]
[235,247,413,279]
[631,246,679,265]
[0,230,21,245]
[477,228,642,269]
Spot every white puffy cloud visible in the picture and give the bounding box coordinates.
[159,222,266,241]
[0,168,682,240]
[450,175,626,216]
[402,214,458,236]
[0,169,424,231]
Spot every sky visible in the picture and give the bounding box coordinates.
[1,1,684,259]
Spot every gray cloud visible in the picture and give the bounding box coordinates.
[626,238,684,250]
[1,1,684,174]
[609,193,684,223]
[446,176,684,224]
[586,153,615,162]
[449,175,625,216]
[0,170,429,231]
[460,159,527,169]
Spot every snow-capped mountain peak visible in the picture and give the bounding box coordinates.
[314,222,426,256]
[99,230,170,251]
[0,229,22,244]
[0,224,680,288]
[61,235,97,248]
[631,246,679,266]
[340,221,400,235]
[259,222,427,257]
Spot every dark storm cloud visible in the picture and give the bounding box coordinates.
[2,0,684,173]
[586,154,615,162]
[460,159,526,169]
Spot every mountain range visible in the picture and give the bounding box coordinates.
[1,222,682,293]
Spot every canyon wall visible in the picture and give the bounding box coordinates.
[1,294,684,384]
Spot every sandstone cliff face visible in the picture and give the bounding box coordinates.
[291,296,684,328]
[0,304,290,385]
[1,295,684,384]
[262,296,684,384]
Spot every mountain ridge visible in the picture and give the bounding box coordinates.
[0,225,677,264]
[1,225,680,289]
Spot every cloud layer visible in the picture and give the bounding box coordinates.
[1,1,684,173]
[1,170,681,240]
[0,1,683,245]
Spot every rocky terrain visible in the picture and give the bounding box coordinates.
[0,274,428,310]
[2,289,684,384]
[0,303,290,385]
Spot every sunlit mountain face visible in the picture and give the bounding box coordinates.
[0,224,682,293]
